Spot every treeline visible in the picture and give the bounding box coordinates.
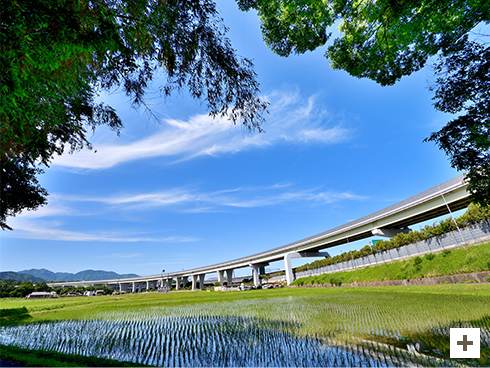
[292,203,490,273]
[0,282,51,298]
[0,282,115,298]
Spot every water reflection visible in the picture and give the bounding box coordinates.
[0,316,387,367]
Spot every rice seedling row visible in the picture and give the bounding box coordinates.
[1,287,489,366]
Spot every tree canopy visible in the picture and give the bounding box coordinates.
[426,40,490,205]
[2,0,489,229]
[240,0,490,203]
[1,0,268,229]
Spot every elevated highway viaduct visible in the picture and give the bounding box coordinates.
[48,174,470,290]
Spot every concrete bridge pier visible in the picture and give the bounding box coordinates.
[166,278,172,290]
[191,275,198,290]
[284,251,331,285]
[226,269,233,285]
[249,262,269,287]
[217,270,224,285]
[176,277,181,290]
[199,274,205,289]
[250,264,260,287]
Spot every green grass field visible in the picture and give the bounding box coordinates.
[1,284,490,366]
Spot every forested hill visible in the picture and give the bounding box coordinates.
[17,269,139,282]
[0,271,46,283]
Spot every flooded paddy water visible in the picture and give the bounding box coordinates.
[1,294,489,366]
[0,316,387,367]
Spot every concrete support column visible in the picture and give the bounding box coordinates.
[249,263,269,287]
[226,269,233,285]
[119,283,121,292]
[132,282,136,293]
[191,275,198,291]
[199,274,205,290]
[146,281,149,291]
[284,251,331,285]
[167,278,172,290]
[284,253,297,286]
[250,264,260,287]
[217,270,224,285]
[176,277,181,291]
[183,277,188,288]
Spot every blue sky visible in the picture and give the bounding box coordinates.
[1,2,464,278]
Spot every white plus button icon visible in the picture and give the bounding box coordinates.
[450,328,480,359]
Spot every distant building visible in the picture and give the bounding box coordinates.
[27,291,58,299]
[67,291,81,296]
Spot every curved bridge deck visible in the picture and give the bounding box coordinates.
[48,174,470,289]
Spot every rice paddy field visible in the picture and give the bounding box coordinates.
[1,285,489,367]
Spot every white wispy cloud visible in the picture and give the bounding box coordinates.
[13,196,78,219]
[5,220,198,243]
[51,90,351,169]
[59,184,367,212]
[3,181,366,243]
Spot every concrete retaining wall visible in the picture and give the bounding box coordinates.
[288,271,490,288]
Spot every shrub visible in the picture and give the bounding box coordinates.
[442,249,452,257]
[413,256,423,265]
[330,276,343,286]
[424,253,436,261]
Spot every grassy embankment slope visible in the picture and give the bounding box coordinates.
[1,284,490,366]
[292,241,490,286]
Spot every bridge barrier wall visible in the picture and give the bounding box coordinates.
[268,221,490,283]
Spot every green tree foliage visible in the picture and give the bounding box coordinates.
[425,40,490,205]
[0,281,52,298]
[13,282,35,297]
[239,0,489,203]
[1,0,268,229]
[1,160,47,230]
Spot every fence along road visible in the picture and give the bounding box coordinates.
[48,174,470,289]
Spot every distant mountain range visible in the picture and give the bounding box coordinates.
[0,271,46,283]
[6,269,140,282]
